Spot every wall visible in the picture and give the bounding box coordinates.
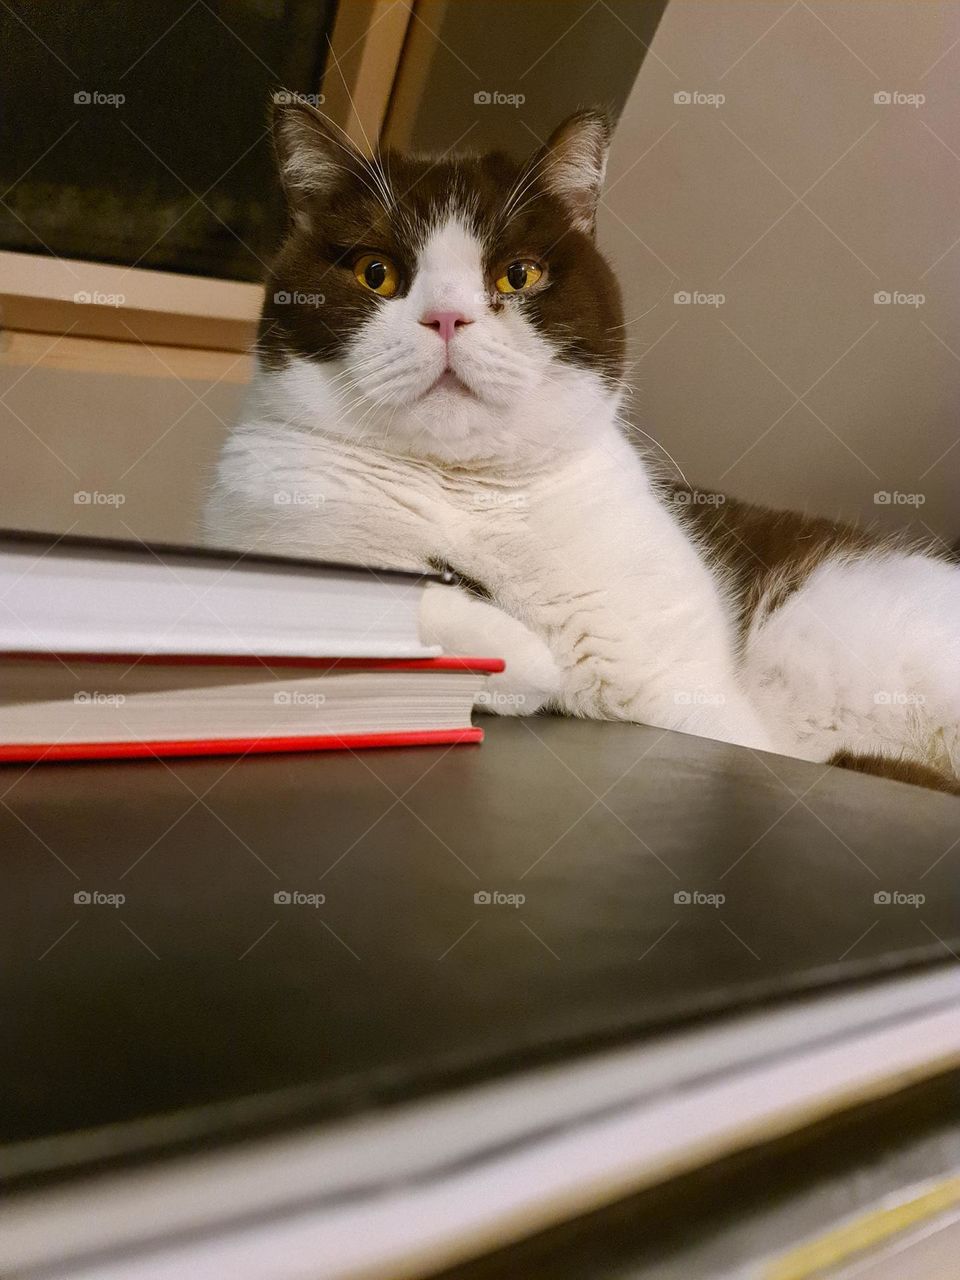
[599,0,960,545]
[384,0,665,155]
[0,341,248,543]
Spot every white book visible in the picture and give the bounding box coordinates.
[0,528,442,660]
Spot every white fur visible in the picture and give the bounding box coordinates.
[744,553,960,773]
[207,214,959,774]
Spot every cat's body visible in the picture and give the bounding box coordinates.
[206,100,960,790]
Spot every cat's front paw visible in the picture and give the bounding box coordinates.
[474,652,562,716]
[419,582,562,715]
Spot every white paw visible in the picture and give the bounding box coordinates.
[474,656,563,716]
[419,583,562,715]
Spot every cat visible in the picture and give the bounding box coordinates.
[205,96,960,793]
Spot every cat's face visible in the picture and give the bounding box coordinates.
[257,100,625,465]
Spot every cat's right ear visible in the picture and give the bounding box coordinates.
[531,109,611,237]
[271,92,364,226]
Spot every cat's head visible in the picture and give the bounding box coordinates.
[257,96,625,465]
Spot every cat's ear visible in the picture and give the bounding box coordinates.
[532,109,611,236]
[271,91,365,224]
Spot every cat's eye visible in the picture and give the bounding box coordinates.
[353,254,399,297]
[495,260,544,295]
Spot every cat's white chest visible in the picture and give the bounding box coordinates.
[207,416,532,575]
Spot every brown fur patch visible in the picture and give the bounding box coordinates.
[664,479,892,636]
[667,481,957,794]
[829,749,960,795]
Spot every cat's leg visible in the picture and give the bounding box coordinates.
[419,582,563,716]
[453,440,777,752]
[743,552,960,775]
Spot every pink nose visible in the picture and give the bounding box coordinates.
[419,310,472,343]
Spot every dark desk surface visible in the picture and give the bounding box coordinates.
[2,717,957,1183]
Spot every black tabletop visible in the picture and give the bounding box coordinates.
[2,717,957,1185]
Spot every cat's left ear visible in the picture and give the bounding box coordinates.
[532,109,611,237]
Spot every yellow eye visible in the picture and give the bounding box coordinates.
[353,253,399,297]
[495,260,543,294]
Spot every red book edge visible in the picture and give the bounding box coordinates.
[0,652,506,674]
[0,728,485,764]
[0,654,500,763]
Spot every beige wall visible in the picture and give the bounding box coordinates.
[0,346,247,543]
[599,0,960,545]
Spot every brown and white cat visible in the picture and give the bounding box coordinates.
[205,98,960,793]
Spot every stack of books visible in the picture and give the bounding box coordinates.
[0,529,501,762]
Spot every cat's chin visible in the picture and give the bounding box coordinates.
[373,390,527,465]
[422,370,477,400]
